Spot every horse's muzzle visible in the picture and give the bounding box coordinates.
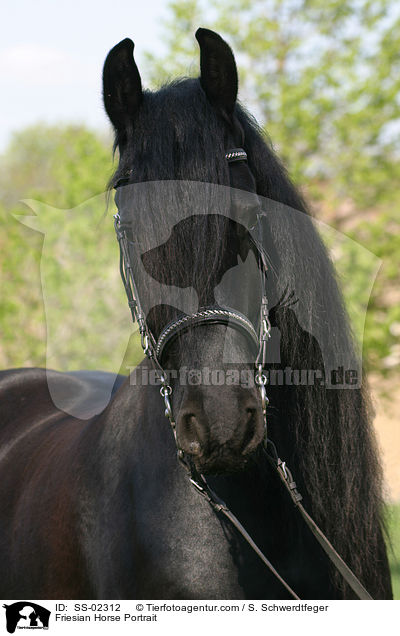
[175,394,265,473]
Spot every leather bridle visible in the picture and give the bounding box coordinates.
[113,150,372,600]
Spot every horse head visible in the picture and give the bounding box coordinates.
[103,30,268,474]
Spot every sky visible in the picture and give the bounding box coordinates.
[0,0,173,150]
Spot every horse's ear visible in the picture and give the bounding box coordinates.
[196,28,238,119]
[102,38,142,132]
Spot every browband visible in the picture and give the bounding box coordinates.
[114,149,247,190]
[225,148,247,163]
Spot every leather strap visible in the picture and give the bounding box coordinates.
[180,456,300,599]
[263,443,373,600]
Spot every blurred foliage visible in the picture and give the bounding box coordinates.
[0,124,142,373]
[346,210,400,372]
[0,125,113,209]
[386,504,400,598]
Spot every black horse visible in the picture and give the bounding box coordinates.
[0,29,392,599]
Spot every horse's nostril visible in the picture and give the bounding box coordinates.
[246,407,257,422]
[189,440,202,455]
[242,404,264,455]
[177,411,205,456]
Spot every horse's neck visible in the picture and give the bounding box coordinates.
[100,375,335,599]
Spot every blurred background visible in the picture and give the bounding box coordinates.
[0,0,399,596]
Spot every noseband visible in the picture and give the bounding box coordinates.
[113,149,372,600]
[155,307,259,361]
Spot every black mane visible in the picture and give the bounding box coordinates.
[112,78,305,208]
[110,76,388,597]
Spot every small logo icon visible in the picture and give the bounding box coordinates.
[2,602,50,633]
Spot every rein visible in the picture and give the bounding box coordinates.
[113,150,372,601]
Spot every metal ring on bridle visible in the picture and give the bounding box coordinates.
[255,372,268,386]
[160,385,172,397]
